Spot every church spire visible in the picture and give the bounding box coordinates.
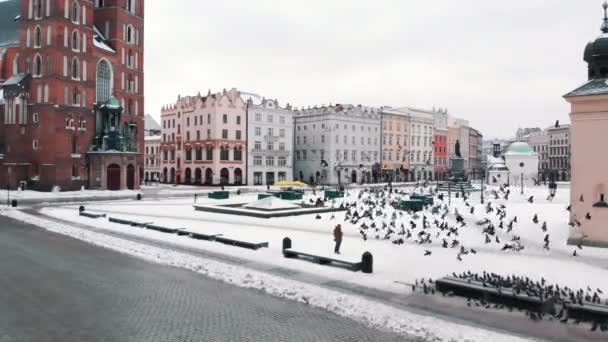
[602,1,608,33]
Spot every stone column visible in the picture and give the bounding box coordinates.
[100,159,107,190]
[120,158,127,190]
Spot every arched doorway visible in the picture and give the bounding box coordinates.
[351,170,357,184]
[107,164,121,190]
[126,164,135,190]
[234,168,243,185]
[170,168,176,183]
[185,168,192,184]
[220,168,229,185]
[195,168,202,184]
[163,168,168,183]
[205,168,213,185]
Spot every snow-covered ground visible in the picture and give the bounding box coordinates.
[0,188,141,201]
[39,184,608,297]
[1,208,533,342]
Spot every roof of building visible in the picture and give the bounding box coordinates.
[505,141,535,155]
[144,114,161,131]
[0,0,20,48]
[564,79,608,97]
[1,72,28,86]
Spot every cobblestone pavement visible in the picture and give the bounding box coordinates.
[0,216,420,342]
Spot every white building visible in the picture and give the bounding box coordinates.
[144,115,162,182]
[294,104,381,185]
[247,98,294,185]
[504,142,539,187]
[403,107,435,181]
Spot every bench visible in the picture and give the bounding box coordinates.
[565,301,608,321]
[281,237,372,273]
[79,211,106,219]
[188,232,221,241]
[146,224,182,234]
[108,217,149,228]
[435,277,553,313]
[208,191,230,199]
[214,236,269,250]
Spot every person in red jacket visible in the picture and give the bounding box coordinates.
[333,224,343,254]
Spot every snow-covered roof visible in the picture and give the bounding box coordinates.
[145,114,161,131]
[244,196,300,210]
[93,26,116,53]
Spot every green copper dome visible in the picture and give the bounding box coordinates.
[507,142,534,154]
[105,96,121,109]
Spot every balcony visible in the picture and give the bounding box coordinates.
[263,135,280,142]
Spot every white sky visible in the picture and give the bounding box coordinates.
[143,0,603,139]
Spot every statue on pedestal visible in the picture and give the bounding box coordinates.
[455,139,462,158]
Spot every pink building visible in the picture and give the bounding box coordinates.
[565,4,608,247]
[160,88,247,185]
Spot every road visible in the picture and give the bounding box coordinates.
[0,216,417,342]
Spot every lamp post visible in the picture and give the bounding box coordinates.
[480,170,485,204]
[519,162,525,195]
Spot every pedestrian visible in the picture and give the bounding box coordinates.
[333,224,343,254]
[194,193,198,203]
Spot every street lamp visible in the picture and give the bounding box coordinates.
[519,162,525,195]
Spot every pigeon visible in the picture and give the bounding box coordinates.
[586,212,591,220]
[566,204,571,212]
[424,250,432,256]
[573,249,578,257]
[527,196,534,204]
[580,195,584,202]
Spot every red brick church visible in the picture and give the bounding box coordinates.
[0,0,144,191]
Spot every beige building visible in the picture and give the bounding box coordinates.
[380,108,411,181]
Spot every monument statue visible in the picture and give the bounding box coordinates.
[455,139,462,158]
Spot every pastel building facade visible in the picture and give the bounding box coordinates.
[246,98,294,185]
[406,107,434,181]
[160,89,247,185]
[380,108,411,181]
[294,104,381,185]
[565,3,608,246]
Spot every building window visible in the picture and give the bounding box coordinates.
[255,127,261,136]
[255,113,261,121]
[206,147,213,160]
[72,30,80,51]
[127,0,135,13]
[222,129,228,139]
[254,156,262,166]
[279,129,285,138]
[126,25,134,43]
[71,1,80,23]
[95,0,104,8]
[278,157,287,166]
[236,116,241,125]
[254,141,261,150]
[234,148,242,161]
[34,26,42,47]
[220,146,229,160]
[72,87,80,106]
[279,116,285,124]
[33,140,39,150]
[279,142,285,151]
[222,114,228,124]
[236,130,242,140]
[254,172,262,185]
[267,142,274,151]
[267,114,273,123]
[33,54,42,77]
[71,57,80,79]
[266,156,274,166]
[96,59,112,103]
[32,113,39,124]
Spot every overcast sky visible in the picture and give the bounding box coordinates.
[144,0,603,139]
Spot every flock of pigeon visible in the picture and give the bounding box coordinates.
[413,271,608,333]
[310,183,607,333]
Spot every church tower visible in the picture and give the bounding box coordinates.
[565,2,608,247]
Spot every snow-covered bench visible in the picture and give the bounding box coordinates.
[281,237,372,273]
[188,232,221,241]
[435,277,553,313]
[565,301,608,321]
[146,224,183,234]
[108,217,150,228]
[214,236,269,250]
[79,211,106,219]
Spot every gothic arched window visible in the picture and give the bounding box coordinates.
[33,54,42,77]
[71,1,80,23]
[34,26,42,48]
[72,30,80,51]
[71,57,80,79]
[96,59,112,103]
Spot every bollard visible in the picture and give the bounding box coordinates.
[79,205,85,212]
[136,193,142,201]
[361,251,373,274]
[282,237,292,251]
[11,199,18,208]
